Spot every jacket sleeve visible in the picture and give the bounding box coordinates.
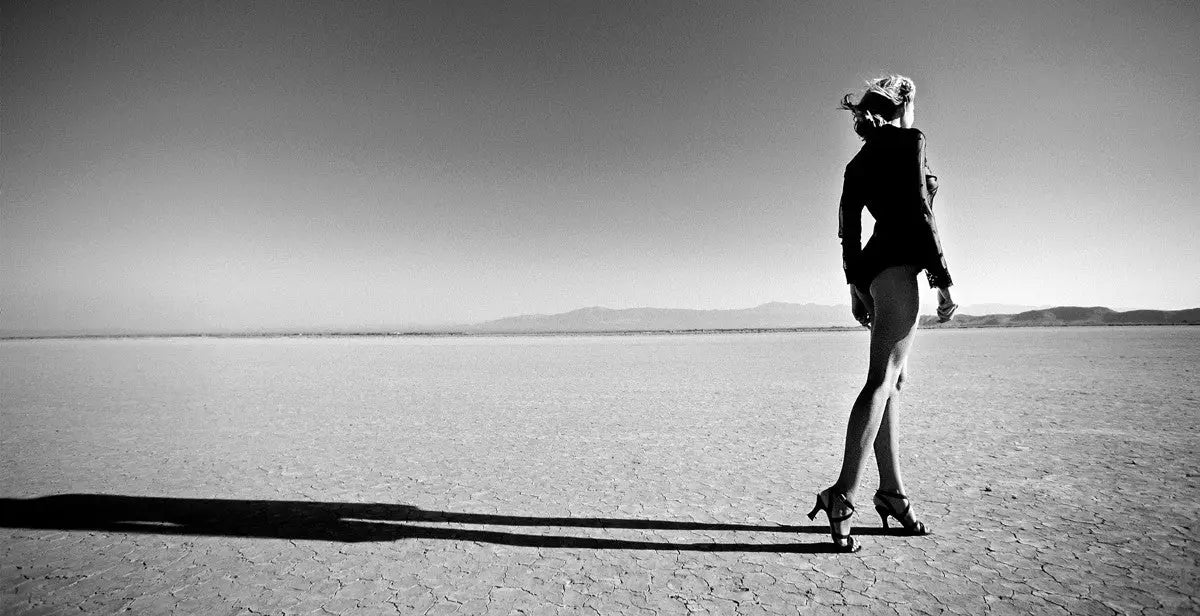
[910,132,953,288]
[837,167,862,285]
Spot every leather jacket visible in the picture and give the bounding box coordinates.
[838,125,953,290]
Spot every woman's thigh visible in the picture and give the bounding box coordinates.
[866,265,922,384]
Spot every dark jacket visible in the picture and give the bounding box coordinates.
[838,125,953,290]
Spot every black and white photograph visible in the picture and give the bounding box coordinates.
[2,1,1198,614]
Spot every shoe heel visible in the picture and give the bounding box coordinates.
[807,495,823,521]
[875,506,890,529]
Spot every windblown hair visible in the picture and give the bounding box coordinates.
[840,74,915,139]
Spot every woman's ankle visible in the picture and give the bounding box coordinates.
[830,483,857,503]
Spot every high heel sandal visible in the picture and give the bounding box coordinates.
[873,490,931,535]
[807,489,860,552]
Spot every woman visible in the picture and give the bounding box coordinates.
[808,75,957,552]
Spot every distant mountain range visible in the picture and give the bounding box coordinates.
[473,303,1200,333]
[919,306,1200,328]
[472,302,857,332]
[5,304,1196,340]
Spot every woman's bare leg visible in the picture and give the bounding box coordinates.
[831,265,921,502]
[874,367,907,495]
[847,282,908,494]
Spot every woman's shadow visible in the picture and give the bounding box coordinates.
[0,494,896,553]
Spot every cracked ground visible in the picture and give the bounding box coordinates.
[2,327,1197,615]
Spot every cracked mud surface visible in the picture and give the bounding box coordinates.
[2,327,1197,614]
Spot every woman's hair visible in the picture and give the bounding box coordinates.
[839,74,915,139]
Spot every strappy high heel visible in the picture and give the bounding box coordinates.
[807,488,860,552]
[873,490,930,535]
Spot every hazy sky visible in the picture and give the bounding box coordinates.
[4,1,1198,333]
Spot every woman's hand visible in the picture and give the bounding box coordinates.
[936,286,958,323]
[850,285,873,328]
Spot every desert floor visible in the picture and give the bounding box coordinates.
[2,327,1197,615]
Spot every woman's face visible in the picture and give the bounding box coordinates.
[900,101,916,129]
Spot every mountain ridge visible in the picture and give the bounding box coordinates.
[5,304,1196,339]
[919,305,1200,328]
[472,302,1200,333]
[471,302,857,332]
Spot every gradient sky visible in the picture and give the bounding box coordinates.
[3,1,1198,333]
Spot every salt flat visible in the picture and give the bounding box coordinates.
[2,327,1197,615]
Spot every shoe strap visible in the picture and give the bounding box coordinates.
[875,490,913,523]
[828,491,855,522]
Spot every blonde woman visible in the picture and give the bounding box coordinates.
[808,75,957,552]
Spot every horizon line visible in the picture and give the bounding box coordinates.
[3,303,1197,340]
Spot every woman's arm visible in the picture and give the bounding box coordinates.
[909,131,953,289]
[838,169,863,286]
[851,284,873,327]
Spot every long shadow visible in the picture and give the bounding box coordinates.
[0,494,896,553]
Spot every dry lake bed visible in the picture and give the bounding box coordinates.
[2,327,1197,615]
